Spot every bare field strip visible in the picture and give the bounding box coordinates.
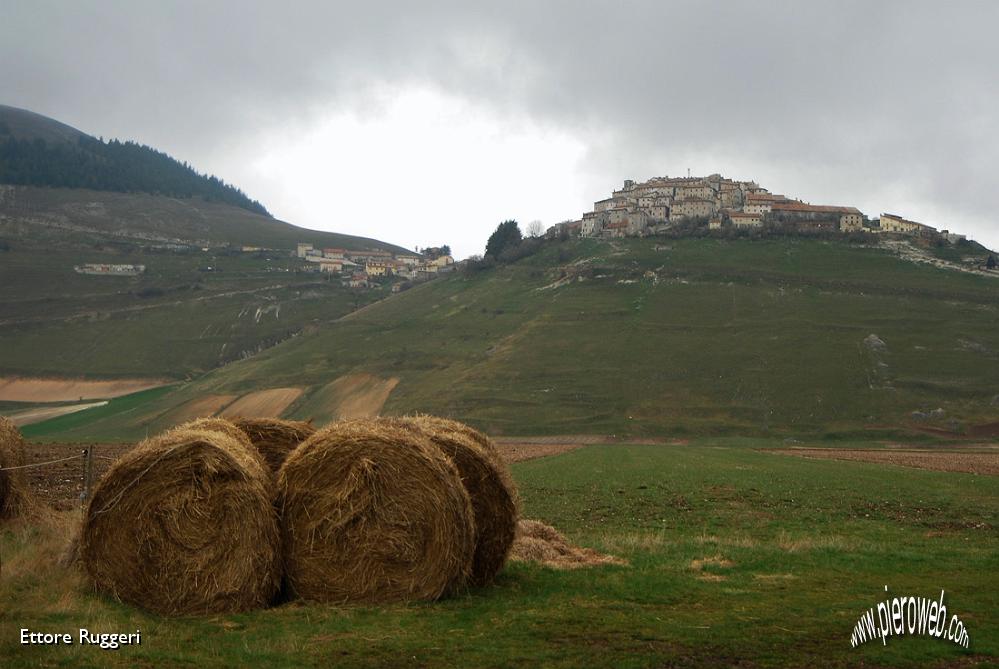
[5,401,108,426]
[220,387,303,418]
[493,441,587,463]
[771,448,999,476]
[0,376,169,402]
[312,373,400,419]
[160,394,238,425]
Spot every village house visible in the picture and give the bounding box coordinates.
[675,182,715,201]
[769,202,862,232]
[365,259,393,277]
[719,182,743,208]
[670,198,717,220]
[581,212,605,237]
[546,219,583,239]
[730,210,763,228]
[345,271,369,288]
[593,197,619,213]
[323,248,347,259]
[743,192,790,215]
[296,243,313,258]
[878,213,937,236]
[603,220,629,238]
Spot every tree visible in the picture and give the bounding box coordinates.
[526,219,544,238]
[485,220,522,259]
[440,244,451,256]
[987,254,997,270]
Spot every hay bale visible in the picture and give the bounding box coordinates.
[175,416,253,450]
[80,428,281,615]
[278,419,475,603]
[510,519,627,569]
[231,417,315,474]
[391,415,518,587]
[0,417,28,520]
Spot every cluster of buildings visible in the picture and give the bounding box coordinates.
[74,263,145,275]
[295,243,454,289]
[565,174,963,242]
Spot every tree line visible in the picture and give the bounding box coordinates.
[0,132,270,216]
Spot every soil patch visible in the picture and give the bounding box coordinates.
[221,388,302,418]
[160,394,238,425]
[304,374,399,420]
[492,441,586,464]
[771,448,999,476]
[0,376,168,402]
[20,442,133,511]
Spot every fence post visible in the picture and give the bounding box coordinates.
[81,447,93,506]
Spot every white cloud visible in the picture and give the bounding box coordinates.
[240,86,588,258]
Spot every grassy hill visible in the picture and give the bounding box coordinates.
[44,236,999,440]
[0,107,414,383]
[0,105,86,144]
[0,184,410,253]
[0,104,269,214]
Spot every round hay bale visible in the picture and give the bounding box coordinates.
[80,428,281,615]
[175,417,253,450]
[278,419,475,603]
[391,415,518,587]
[230,417,315,474]
[0,417,29,520]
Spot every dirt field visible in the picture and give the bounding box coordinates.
[158,394,238,425]
[312,373,399,419]
[0,376,168,402]
[220,387,302,418]
[771,448,999,476]
[492,435,674,462]
[19,442,133,510]
[492,440,587,463]
[5,401,107,426]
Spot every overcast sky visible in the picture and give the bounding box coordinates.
[3,1,997,257]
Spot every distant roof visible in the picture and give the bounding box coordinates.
[772,202,861,215]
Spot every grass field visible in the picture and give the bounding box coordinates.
[0,238,391,379]
[1,439,995,668]
[46,236,998,442]
[0,184,413,379]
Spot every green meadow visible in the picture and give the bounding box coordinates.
[38,236,999,442]
[2,441,995,668]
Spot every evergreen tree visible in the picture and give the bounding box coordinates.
[485,220,522,259]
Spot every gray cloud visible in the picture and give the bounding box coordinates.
[2,0,997,248]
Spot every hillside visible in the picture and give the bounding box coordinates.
[0,104,267,214]
[44,236,999,440]
[0,184,410,253]
[0,107,415,383]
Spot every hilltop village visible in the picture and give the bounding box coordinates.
[293,243,454,290]
[550,174,966,244]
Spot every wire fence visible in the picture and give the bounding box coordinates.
[0,452,86,471]
[1,447,101,506]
